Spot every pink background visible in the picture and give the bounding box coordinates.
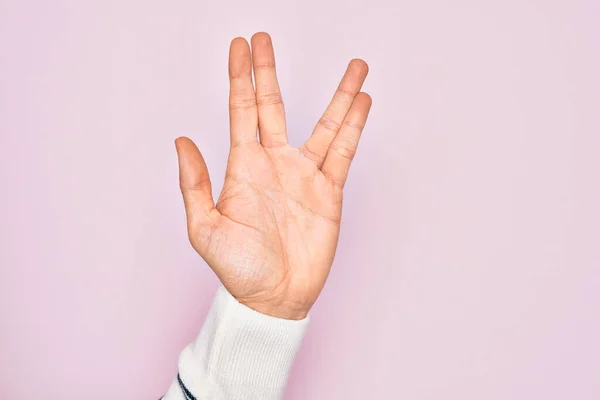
[1,0,599,398]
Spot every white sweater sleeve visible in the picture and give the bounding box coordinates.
[161,285,309,400]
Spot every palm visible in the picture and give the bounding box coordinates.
[175,33,371,319]
[212,143,341,312]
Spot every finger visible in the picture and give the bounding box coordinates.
[174,136,219,234]
[321,92,372,188]
[301,59,369,167]
[251,32,287,148]
[229,37,258,147]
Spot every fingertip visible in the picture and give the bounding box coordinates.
[230,36,249,47]
[356,92,372,106]
[174,136,190,150]
[229,37,252,78]
[229,37,250,58]
[349,58,369,75]
[251,31,272,45]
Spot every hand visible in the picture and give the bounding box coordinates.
[175,32,371,320]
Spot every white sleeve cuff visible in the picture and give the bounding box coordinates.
[163,285,309,400]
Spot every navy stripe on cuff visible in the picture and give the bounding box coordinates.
[177,373,197,400]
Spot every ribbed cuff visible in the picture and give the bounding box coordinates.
[176,285,309,399]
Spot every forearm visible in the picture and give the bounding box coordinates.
[161,286,309,400]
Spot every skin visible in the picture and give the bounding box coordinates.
[175,32,372,320]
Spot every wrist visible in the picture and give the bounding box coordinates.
[223,280,315,320]
[239,299,309,320]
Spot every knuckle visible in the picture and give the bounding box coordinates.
[229,69,251,79]
[327,173,346,188]
[300,144,323,163]
[229,96,257,109]
[253,62,276,70]
[343,119,365,130]
[318,115,342,132]
[333,88,355,104]
[256,91,283,106]
[330,139,357,160]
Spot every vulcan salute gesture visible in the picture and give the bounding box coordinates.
[163,31,372,400]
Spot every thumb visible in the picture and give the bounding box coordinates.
[174,136,218,243]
